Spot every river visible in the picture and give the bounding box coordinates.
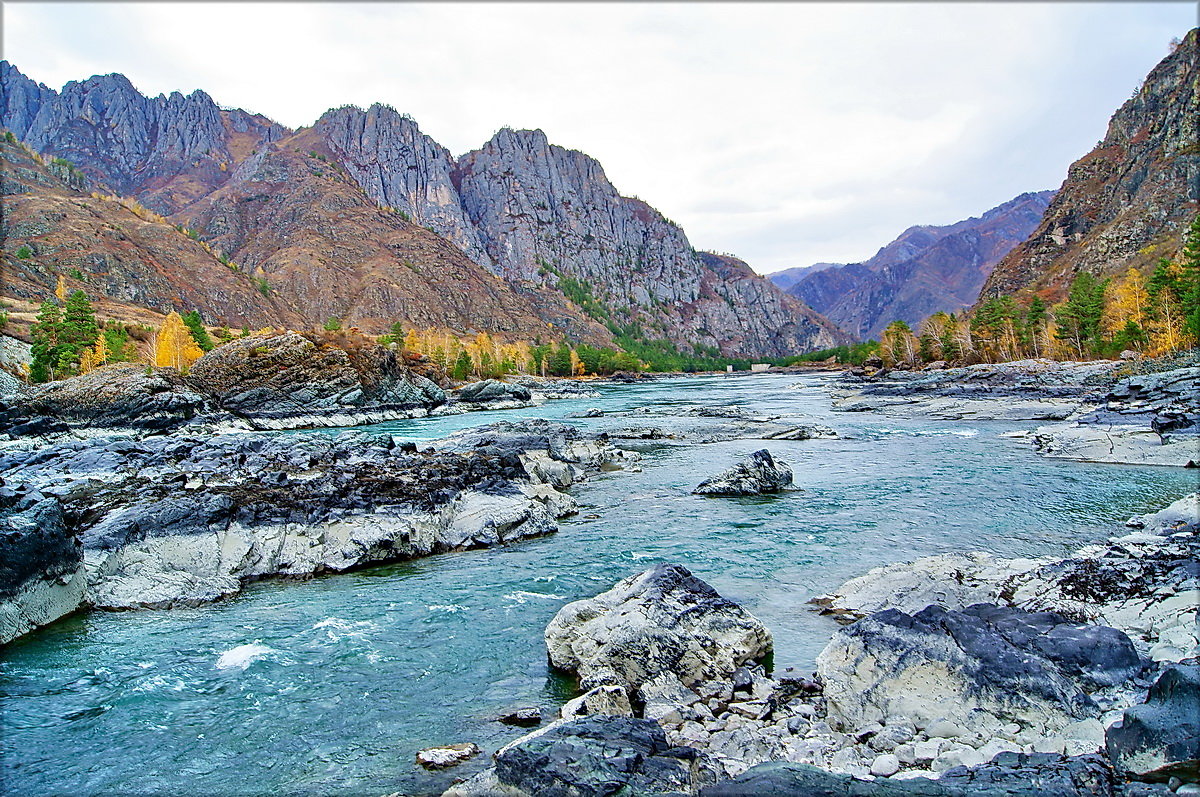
[2,373,1194,795]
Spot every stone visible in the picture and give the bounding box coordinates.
[491,716,719,796]
[818,603,1141,740]
[545,563,772,694]
[870,753,901,777]
[692,449,793,496]
[497,707,541,727]
[560,685,633,720]
[455,379,532,405]
[1106,662,1200,780]
[416,742,479,769]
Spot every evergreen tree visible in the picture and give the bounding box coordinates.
[182,310,216,351]
[1178,215,1200,343]
[60,290,99,358]
[548,342,573,376]
[452,350,473,381]
[29,302,63,382]
[1054,272,1108,358]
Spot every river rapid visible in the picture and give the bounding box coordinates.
[2,373,1195,796]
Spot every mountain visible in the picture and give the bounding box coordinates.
[0,134,301,330]
[778,191,1054,340]
[1,63,846,358]
[767,263,839,292]
[982,29,1199,302]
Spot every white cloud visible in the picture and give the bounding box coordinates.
[3,2,1193,272]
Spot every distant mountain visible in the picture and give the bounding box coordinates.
[766,263,840,292]
[779,191,1054,340]
[0,63,846,358]
[981,28,1199,303]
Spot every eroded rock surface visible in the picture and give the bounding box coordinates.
[693,450,793,496]
[545,563,773,694]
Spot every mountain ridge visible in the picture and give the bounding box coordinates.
[1,62,848,358]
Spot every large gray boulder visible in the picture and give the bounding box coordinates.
[817,604,1142,742]
[693,449,793,496]
[1106,662,1200,780]
[545,563,772,694]
[455,379,532,404]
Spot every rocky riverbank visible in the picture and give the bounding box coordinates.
[445,492,1199,796]
[832,357,1200,467]
[0,420,637,644]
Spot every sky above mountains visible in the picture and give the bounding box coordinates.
[4,2,1193,274]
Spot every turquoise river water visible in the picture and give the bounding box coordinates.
[2,373,1195,795]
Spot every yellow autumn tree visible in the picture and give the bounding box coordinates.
[154,311,205,371]
[1103,267,1149,337]
[1146,290,1189,356]
[78,335,108,374]
[569,348,586,376]
[55,274,67,302]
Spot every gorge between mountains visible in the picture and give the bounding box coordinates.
[2,23,1200,797]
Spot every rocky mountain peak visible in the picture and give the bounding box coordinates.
[982,29,1199,300]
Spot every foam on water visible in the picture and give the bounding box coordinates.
[215,643,273,670]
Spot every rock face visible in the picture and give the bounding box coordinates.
[185,331,446,428]
[779,191,1054,340]
[1106,663,1200,780]
[545,563,773,694]
[817,604,1142,740]
[693,449,793,496]
[0,60,285,213]
[982,30,1199,301]
[452,129,846,357]
[0,486,85,644]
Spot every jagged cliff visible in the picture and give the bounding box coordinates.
[0,62,286,215]
[982,29,1199,302]
[1,62,842,357]
[775,192,1053,339]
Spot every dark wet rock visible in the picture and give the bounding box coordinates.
[7,364,206,435]
[545,563,772,693]
[497,707,542,727]
[818,603,1142,738]
[455,379,532,404]
[1106,662,1200,781]
[702,753,1125,796]
[0,485,85,644]
[186,332,445,427]
[693,449,793,496]
[491,716,719,797]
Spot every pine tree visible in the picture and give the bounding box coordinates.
[1178,215,1200,343]
[60,290,99,354]
[155,311,205,371]
[452,350,474,381]
[1054,272,1108,358]
[181,310,216,351]
[29,302,63,382]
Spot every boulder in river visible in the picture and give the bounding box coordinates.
[817,603,1142,742]
[455,379,532,405]
[693,449,793,496]
[544,563,772,694]
[416,742,480,769]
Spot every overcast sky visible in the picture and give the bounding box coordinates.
[3,2,1194,273]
